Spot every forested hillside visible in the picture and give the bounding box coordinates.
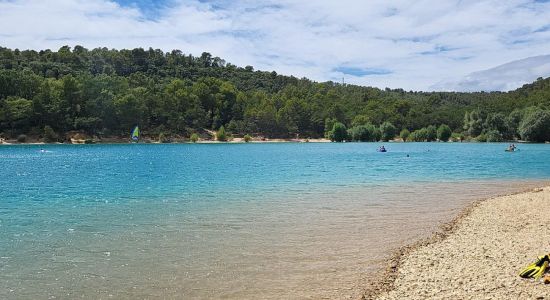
[0,46,549,142]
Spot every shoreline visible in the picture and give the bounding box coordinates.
[0,138,332,145]
[1,139,544,146]
[364,183,550,300]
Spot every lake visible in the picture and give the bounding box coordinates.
[1,142,549,299]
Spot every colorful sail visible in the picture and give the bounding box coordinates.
[131,126,140,142]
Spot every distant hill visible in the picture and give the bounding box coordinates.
[0,46,549,142]
[432,55,550,92]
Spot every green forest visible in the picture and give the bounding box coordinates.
[0,46,549,143]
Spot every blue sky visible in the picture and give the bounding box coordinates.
[1,0,550,91]
[113,0,170,18]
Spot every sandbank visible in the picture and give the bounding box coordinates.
[366,185,550,299]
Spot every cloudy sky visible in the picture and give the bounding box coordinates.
[1,0,550,91]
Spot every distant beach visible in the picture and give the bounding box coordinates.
[369,185,550,300]
[0,135,332,145]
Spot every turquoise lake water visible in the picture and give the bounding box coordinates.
[1,143,549,299]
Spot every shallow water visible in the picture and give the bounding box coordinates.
[0,143,549,299]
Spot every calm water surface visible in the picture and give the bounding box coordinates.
[0,143,549,299]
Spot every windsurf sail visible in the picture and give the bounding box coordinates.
[131,125,140,142]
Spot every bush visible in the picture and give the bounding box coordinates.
[348,125,371,142]
[329,122,347,142]
[518,109,550,142]
[400,129,410,142]
[216,126,227,141]
[475,133,487,142]
[380,121,397,141]
[190,133,199,143]
[244,134,252,142]
[437,124,452,142]
[451,132,464,142]
[410,128,428,142]
[426,125,437,142]
[485,130,503,142]
[43,125,58,143]
[324,118,337,139]
[366,124,378,141]
[17,134,27,143]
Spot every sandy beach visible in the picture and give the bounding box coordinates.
[368,185,550,300]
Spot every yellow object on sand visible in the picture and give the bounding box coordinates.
[519,255,550,280]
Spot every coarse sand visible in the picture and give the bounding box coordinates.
[366,186,550,300]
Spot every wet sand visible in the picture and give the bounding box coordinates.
[371,185,550,300]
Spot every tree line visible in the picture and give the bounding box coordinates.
[0,46,549,142]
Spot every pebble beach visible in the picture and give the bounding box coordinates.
[369,186,550,299]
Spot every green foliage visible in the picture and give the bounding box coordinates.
[451,132,464,142]
[348,125,371,142]
[0,46,549,141]
[43,125,58,143]
[410,128,428,142]
[351,115,371,127]
[372,126,382,142]
[244,134,252,142]
[2,96,33,131]
[518,109,550,142]
[216,125,227,141]
[379,121,397,141]
[400,128,410,142]
[485,130,503,142]
[437,124,452,142]
[190,133,199,143]
[475,133,487,142]
[504,109,523,140]
[324,118,337,139]
[329,122,347,142]
[426,125,437,142]
[484,113,507,133]
[463,110,484,137]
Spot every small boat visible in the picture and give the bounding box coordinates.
[505,145,518,152]
[131,125,140,143]
[377,146,387,152]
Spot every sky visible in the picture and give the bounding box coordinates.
[1,0,550,91]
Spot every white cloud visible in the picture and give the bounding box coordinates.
[431,55,550,92]
[1,0,550,91]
